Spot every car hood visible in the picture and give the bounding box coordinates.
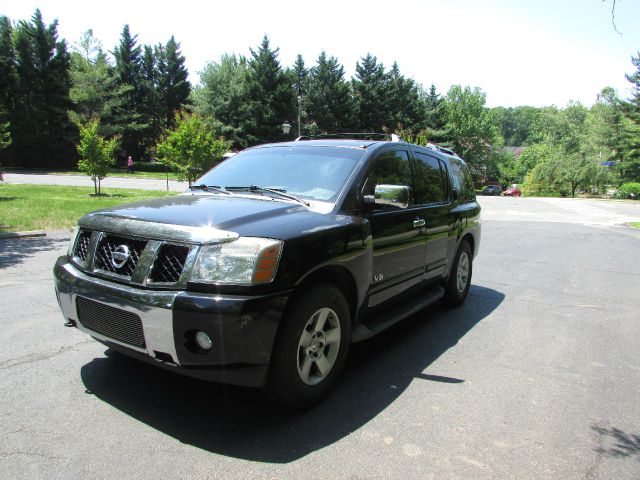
[78,193,347,243]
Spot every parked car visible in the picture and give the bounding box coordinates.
[479,184,502,196]
[53,134,481,408]
[503,184,521,197]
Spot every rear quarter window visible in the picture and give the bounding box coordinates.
[448,158,475,202]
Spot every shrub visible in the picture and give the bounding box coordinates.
[613,182,640,199]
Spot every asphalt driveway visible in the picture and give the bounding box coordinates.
[1,197,639,479]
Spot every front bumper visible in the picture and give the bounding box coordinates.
[53,256,290,387]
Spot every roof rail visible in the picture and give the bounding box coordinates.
[426,143,458,157]
[295,133,405,142]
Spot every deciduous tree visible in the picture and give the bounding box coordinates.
[156,111,228,185]
[77,117,119,195]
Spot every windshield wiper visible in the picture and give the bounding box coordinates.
[189,184,231,195]
[225,185,309,206]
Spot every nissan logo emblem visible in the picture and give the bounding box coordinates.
[111,245,131,269]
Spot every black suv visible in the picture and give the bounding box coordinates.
[54,135,480,408]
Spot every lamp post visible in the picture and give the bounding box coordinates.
[297,95,302,137]
[281,122,292,135]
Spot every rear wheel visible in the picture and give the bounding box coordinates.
[443,241,472,307]
[265,283,350,408]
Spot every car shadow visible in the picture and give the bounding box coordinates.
[80,284,504,463]
[0,236,70,269]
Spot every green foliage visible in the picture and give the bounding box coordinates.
[306,51,353,133]
[6,10,76,168]
[352,54,391,132]
[491,106,542,146]
[242,36,295,145]
[192,54,250,149]
[77,118,119,194]
[156,36,191,129]
[69,31,129,138]
[529,149,608,197]
[492,150,517,185]
[444,85,502,174]
[0,120,11,150]
[422,84,449,144]
[156,111,228,185]
[613,182,640,199]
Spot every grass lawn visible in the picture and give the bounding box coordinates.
[629,222,640,228]
[0,184,178,232]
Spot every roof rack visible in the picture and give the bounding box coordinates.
[426,143,458,157]
[295,133,405,142]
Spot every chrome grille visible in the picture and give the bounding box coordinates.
[94,235,147,277]
[76,296,146,348]
[149,244,189,283]
[73,229,92,262]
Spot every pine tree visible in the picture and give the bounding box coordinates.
[11,9,75,167]
[112,24,146,159]
[0,16,17,165]
[352,54,391,132]
[306,51,353,133]
[291,54,308,98]
[243,36,295,145]
[621,52,640,181]
[138,44,161,156]
[387,62,424,132]
[0,16,17,117]
[157,36,190,129]
[423,84,450,144]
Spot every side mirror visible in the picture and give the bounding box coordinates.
[374,184,410,209]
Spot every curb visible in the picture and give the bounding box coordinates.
[0,230,47,239]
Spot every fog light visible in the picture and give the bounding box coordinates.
[195,331,213,350]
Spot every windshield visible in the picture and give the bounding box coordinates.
[196,146,365,203]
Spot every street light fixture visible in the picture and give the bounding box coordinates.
[281,122,292,135]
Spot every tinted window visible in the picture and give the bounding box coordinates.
[197,146,364,202]
[448,158,475,202]
[363,150,413,210]
[414,152,447,204]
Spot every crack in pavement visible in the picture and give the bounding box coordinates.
[0,340,94,371]
[0,450,63,462]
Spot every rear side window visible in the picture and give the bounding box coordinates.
[448,158,475,202]
[414,152,448,204]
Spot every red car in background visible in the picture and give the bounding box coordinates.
[503,184,521,197]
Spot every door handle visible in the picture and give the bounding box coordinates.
[413,218,426,228]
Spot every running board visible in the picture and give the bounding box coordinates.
[351,285,444,342]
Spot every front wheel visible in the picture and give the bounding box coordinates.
[442,241,472,307]
[265,283,350,409]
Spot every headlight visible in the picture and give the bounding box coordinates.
[190,237,283,285]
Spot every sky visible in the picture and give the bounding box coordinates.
[2,0,640,108]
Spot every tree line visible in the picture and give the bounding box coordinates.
[1,9,639,196]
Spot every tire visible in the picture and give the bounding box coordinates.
[265,283,351,409]
[442,241,472,307]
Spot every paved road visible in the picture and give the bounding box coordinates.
[1,198,639,479]
[2,172,187,192]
